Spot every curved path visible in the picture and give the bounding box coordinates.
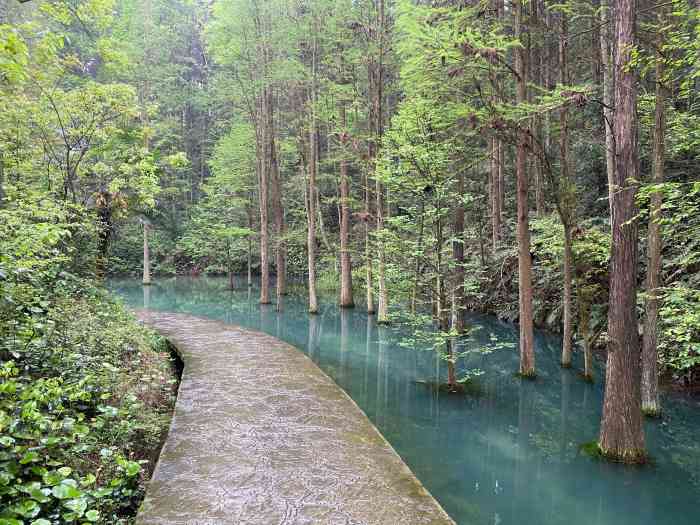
[136,311,455,525]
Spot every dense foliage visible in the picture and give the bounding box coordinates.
[1,2,179,523]
[0,194,177,524]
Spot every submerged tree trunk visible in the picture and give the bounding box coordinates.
[339,103,355,308]
[247,198,254,288]
[514,0,536,377]
[559,11,575,369]
[142,221,151,286]
[374,0,389,325]
[307,133,319,314]
[642,10,667,417]
[365,170,375,315]
[270,113,286,306]
[599,0,645,463]
[454,171,466,333]
[258,93,271,305]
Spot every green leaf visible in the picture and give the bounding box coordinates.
[52,482,81,500]
[63,498,87,517]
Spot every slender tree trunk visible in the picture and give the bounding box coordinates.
[559,11,575,368]
[600,0,616,216]
[142,222,151,286]
[562,224,574,366]
[0,151,5,208]
[258,92,271,304]
[374,0,389,324]
[454,171,466,333]
[599,0,646,463]
[365,170,375,314]
[247,199,254,288]
[339,103,355,308]
[514,0,536,377]
[307,143,319,314]
[491,137,502,250]
[270,102,286,306]
[641,10,667,417]
[227,240,235,290]
[307,35,319,315]
[532,0,546,217]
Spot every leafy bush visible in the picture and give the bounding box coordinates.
[1,196,178,524]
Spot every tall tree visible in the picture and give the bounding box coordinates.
[641,5,669,417]
[514,0,536,377]
[599,0,646,463]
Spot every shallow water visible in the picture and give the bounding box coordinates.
[112,277,700,525]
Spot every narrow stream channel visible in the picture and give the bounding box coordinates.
[111,277,700,525]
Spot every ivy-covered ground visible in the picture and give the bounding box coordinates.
[0,195,179,525]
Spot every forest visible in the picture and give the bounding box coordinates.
[1,0,700,523]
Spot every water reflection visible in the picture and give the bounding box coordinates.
[112,277,700,525]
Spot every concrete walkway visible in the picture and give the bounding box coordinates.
[136,311,455,525]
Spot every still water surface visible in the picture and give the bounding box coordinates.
[111,277,700,525]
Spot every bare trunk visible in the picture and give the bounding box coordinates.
[271,117,286,306]
[515,0,536,377]
[365,171,375,314]
[559,11,575,368]
[641,11,666,417]
[247,200,254,288]
[258,93,271,305]
[454,171,466,333]
[142,222,151,286]
[599,0,645,463]
[600,0,615,216]
[374,0,389,324]
[562,224,574,367]
[490,137,502,250]
[339,103,355,308]
[307,42,319,315]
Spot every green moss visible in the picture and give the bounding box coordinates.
[414,379,484,397]
[578,441,603,459]
[599,447,649,465]
[642,406,663,418]
[514,371,537,380]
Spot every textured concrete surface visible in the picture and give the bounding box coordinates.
[135,311,455,525]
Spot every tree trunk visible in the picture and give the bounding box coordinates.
[270,103,286,306]
[514,0,536,377]
[339,103,355,308]
[599,0,646,463]
[532,0,546,218]
[562,224,574,367]
[454,171,466,333]
[600,0,615,216]
[0,151,5,208]
[307,37,319,315]
[491,137,502,250]
[142,222,151,286]
[227,240,235,291]
[247,198,254,288]
[559,11,575,368]
[641,9,667,417]
[374,0,389,324]
[258,93,271,305]
[365,170,375,315]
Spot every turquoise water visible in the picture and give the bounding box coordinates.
[112,277,700,525]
